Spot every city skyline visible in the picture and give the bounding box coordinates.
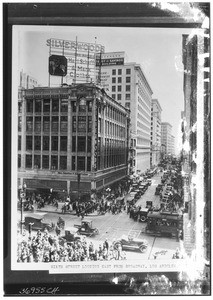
[14,25,192,153]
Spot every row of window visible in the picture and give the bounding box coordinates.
[96,152,126,170]
[111,93,131,101]
[18,116,93,133]
[19,154,91,172]
[104,105,126,123]
[112,77,131,83]
[25,98,92,114]
[23,135,92,153]
[112,85,131,92]
[112,68,131,75]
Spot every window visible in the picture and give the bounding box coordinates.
[126,76,131,83]
[117,94,122,101]
[34,136,41,151]
[118,85,122,92]
[43,99,50,112]
[35,117,41,132]
[79,98,86,112]
[18,136,21,150]
[87,101,92,112]
[35,99,42,113]
[72,116,76,131]
[60,116,68,132]
[118,77,122,83]
[26,100,33,113]
[18,154,21,168]
[118,69,122,75]
[34,155,41,168]
[72,156,75,170]
[112,69,116,75]
[26,117,33,132]
[42,155,49,169]
[78,116,86,132]
[112,77,116,83]
[26,155,32,168]
[18,116,22,132]
[18,102,22,113]
[112,94,116,100]
[87,157,91,171]
[51,155,58,169]
[43,136,49,151]
[126,68,131,75]
[88,116,92,132]
[87,136,91,152]
[126,85,131,92]
[78,136,86,152]
[60,136,67,152]
[60,156,67,170]
[52,116,59,132]
[51,136,58,151]
[72,101,76,112]
[126,94,131,100]
[77,156,85,171]
[43,117,50,132]
[26,136,32,150]
[112,86,116,92]
[72,138,76,152]
[52,99,59,112]
[60,99,68,112]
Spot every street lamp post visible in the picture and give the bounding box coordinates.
[20,183,27,235]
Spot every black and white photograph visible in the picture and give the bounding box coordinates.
[3,1,211,296]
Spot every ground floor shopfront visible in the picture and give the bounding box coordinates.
[18,165,128,200]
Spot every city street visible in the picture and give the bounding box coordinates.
[19,172,181,261]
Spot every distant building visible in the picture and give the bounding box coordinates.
[150,99,162,167]
[18,83,130,199]
[98,51,153,173]
[161,122,172,155]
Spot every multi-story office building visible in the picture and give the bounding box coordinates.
[18,83,130,199]
[150,99,162,167]
[161,122,172,155]
[98,51,153,174]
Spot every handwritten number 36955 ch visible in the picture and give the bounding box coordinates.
[19,287,60,295]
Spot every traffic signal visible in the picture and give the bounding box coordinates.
[49,55,67,76]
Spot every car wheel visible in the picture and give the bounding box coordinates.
[114,242,121,250]
[140,216,146,222]
[139,245,147,253]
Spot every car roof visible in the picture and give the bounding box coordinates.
[25,213,47,219]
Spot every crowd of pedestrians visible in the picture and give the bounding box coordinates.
[17,230,126,263]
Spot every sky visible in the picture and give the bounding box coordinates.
[14,25,193,153]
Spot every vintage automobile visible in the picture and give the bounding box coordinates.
[24,213,54,232]
[155,184,163,195]
[60,226,81,245]
[74,220,99,237]
[114,235,148,253]
[138,207,150,222]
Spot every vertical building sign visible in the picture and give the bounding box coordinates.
[47,38,105,84]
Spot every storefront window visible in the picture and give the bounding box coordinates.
[26,155,32,168]
[60,156,67,170]
[77,156,85,171]
[42,155,49,169]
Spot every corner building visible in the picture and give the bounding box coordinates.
[18,83,130,199]
[99,52,153,174]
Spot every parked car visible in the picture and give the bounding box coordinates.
[24,213,54,232]
[114,235,148,253]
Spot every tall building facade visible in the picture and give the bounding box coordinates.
[98,51,153,174]
[150,99,162,167]
[181,31,210,274]
[161,122,172,155]
[18,83,130,199]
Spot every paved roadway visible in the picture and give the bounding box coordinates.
[19,173,181,260]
